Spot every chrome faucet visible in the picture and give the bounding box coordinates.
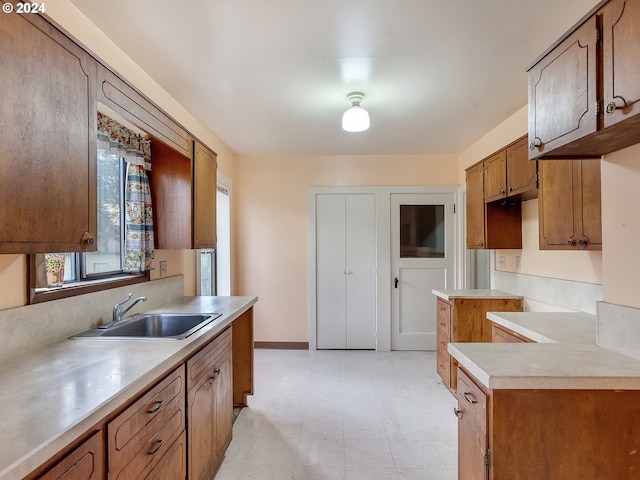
[112,293,147,323]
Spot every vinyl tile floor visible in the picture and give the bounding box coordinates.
[216,349,458,480]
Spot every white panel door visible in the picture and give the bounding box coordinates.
[391,193,454,350]
[316,194,376,349]
[316,195,347,349]
[345,194,376,349]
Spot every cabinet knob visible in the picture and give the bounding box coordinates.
[606,96,627,115]
[578,237,588,247]
[453,407,463,419]
[529,137,543,152]
[508,186,513,192]
[567,239,575,246]
[81,232,95,246]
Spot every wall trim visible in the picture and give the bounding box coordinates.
[254,341,309,350]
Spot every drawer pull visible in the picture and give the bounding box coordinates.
[440,322,446,328]
[453,407,463,419]
[148,439,164,455]
[147,400,163,414]
[463,392,478,405]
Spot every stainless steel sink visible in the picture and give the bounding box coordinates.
[72,313,223,340]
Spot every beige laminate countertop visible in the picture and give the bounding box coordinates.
[432,289,522,300]
[449,310,640,391]
[487,311,596,344]
[0,296,257,480]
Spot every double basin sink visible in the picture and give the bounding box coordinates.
[73,312,223,340]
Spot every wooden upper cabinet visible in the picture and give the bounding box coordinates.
[602,0,640,129]
[466,163,485,249]
[193,142,217,249]
[484,136,537,203]
[150,140,193,250]
[528,15,598,159]
[0,11,97,254]
[483,151,507,203]
[528,0,640,158]
[539,159,602,250]
[506,136,537,197]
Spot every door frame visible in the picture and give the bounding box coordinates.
[309,185,461,351]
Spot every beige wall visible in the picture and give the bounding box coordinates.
[235,154,459,343]
[601,143,640,308]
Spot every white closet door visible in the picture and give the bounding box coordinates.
[316,194,376,349]
[316,195,347,348]
[345,194,376,349]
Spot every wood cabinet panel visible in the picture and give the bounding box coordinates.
[107,366,185,480]
[143,432,186,480]
[528,16,598,159]
[466,163,486,249]
[528,0,640,158]
[506,137,537,198]
[150,140,193,249]
[436,297,522,392]
[456,369,488,480]
[96,65,192,158]
[539,159,601,250]
[0,11,97,254]
[193,142,217,249]
[483,151,507,203]
[38,432,103,480]
[187,327,233,480]
[491,324,533,343]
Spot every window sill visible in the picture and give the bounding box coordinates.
[29,270,150,304]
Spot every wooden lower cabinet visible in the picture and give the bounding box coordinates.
[107,366,186,479]
[187,327,233,480]
[456,367,640,479]
[38,431,103,480]
[491,324,533,344]
[436,296,522,391]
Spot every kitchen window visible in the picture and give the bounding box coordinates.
[29,113,153,303]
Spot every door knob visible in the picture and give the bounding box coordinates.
[394,277,398,288]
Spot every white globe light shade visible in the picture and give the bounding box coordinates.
[342,105,370,132]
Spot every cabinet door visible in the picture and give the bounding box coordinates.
[506,137,537,197]
[539,160,601,250]
[579,159,602,249]
[214,350,233,457]
[457,370,488,480]
[466,163,485,249]
[39,432,103,480]
[528,17,598,159]
[539,160,578,249]
[193,142,217,249]
[483,151,507,203]
[602,0,640,129]
[0,12,97,254]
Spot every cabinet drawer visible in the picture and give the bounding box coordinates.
[436,299,451,335]
[492,324,533,343]
[436,343,451,389]
[110,405,185,479]
[108,366,185,477]
[456,369,487,432]
[143,431,186,480]
[188,327,232,382]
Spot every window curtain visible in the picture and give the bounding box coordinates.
[97,112,154,272]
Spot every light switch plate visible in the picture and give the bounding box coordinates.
[498,256,506,268]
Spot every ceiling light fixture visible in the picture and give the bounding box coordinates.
[342,92,370,132]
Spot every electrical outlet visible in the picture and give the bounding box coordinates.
[498,256,506,268]
[160,261,168,277]
[516,256,522,270]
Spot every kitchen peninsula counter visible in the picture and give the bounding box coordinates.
[449,310,640,390]
[0,295,257,480]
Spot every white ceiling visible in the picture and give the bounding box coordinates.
[69,0,599,156]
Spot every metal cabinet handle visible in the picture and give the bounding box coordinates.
[567,239,575,246]
[147,400,163,414]
[606,96,627,115]
[454,407,463,419]
[81,232,95,246]
[394,277,398,288]
[210,368,221,383]
[529,137,543,151]
[578,237,588,247]
[148,439,164,455]
[463,392,478,404]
